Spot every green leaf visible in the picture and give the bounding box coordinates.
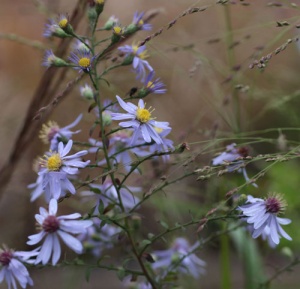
[116,267,126,281]
[231,226,265,289]
[85,267,92,282]
[139,239,152,248]
[98,199,104,214]
[160,220,169,230]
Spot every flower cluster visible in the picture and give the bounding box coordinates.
[2,5,297,289]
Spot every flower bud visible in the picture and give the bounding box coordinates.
[80,84,94,100]
[95,0,105,15]
[103,16,118,30]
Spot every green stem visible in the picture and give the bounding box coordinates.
[88,31,159,289]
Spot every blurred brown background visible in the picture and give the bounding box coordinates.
[1,0,300,288]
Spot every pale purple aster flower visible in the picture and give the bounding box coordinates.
[132,12,152,31]
[239,195,292,246]
[81,178,140,212]
[42,49,56,67]
[42,49,67,68]
[152,238,206,279]
[69,49,95,73]
[27,199,93,265]
[142,71,166,94]
[43,15,70,38]
[78,219,120,257]
[212,143,258,188]
[111,95,171,145]
[118,44,153,81]
[72,39,90,53]
[38,140,90,201]
[43,19,61,38]
[0,246,39,289]
[39,114,82,151]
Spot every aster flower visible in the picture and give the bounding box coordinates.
[72,39,91,53]
[43,18,69,38]
[152,238,206,279]
[111,95,171,145]
[0,246,39,289]
[39,114,82,151]
[27,199,93,265]
[118,44,153,81]
[212,143,258,187]
[141,71,166,95]
[132,12,152,31]
[81,178,140,212]
[78,219,120,257]
[69,49,95,73]
[37,139,90,201]
[42,50,67,68]
[239,195,292,246]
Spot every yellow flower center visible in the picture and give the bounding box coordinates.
[78,57,91,68]
[136,107,151,123]
[132,45,139,54]
[131,45,148,60]
[113,26,122,35]
[96,0,104,3]
[59,18,68,28]
[47,153,62,171]
[138,19,144,26]
[146,81,154,89]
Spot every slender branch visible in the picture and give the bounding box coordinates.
[258,257,300,289]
